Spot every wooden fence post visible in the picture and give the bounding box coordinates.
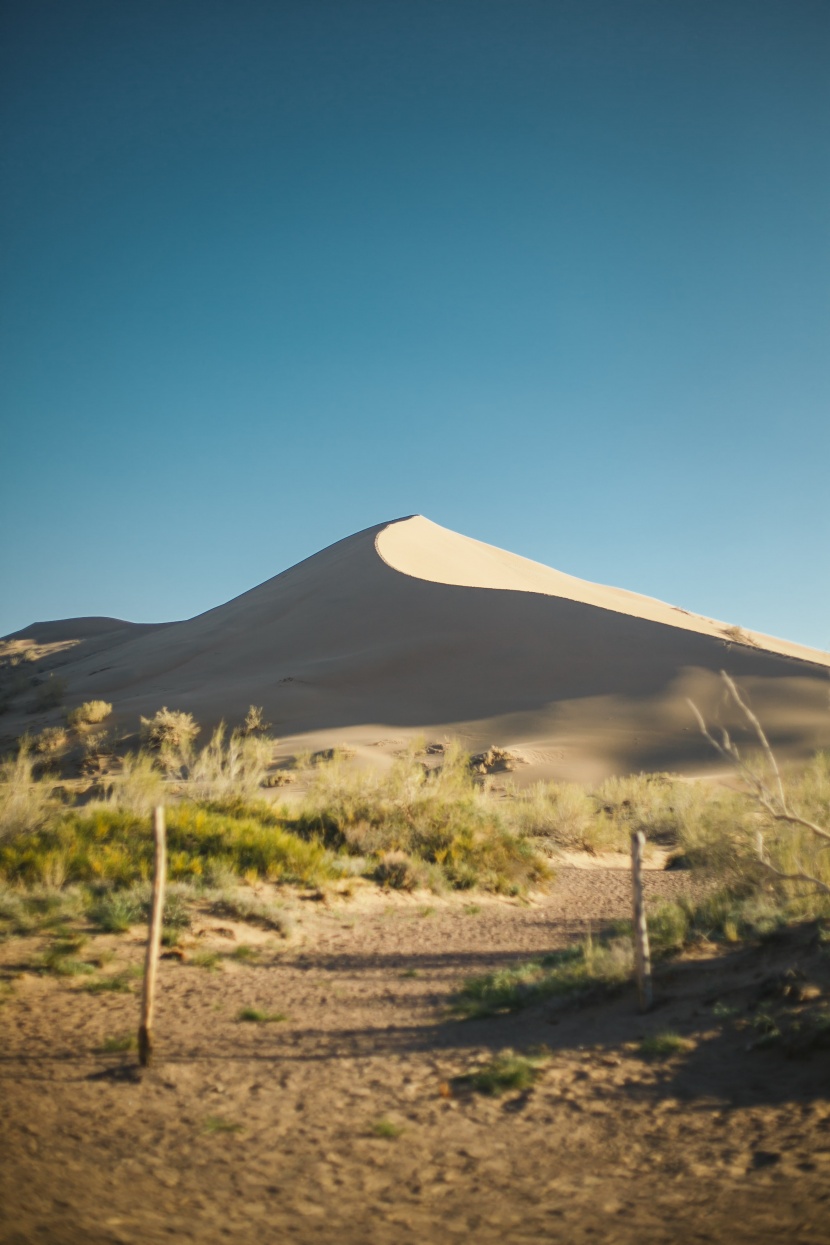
[630,830,652,1012]
[139,805,167,1067]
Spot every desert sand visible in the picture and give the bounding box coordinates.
[2,872,829,1245]
[4,516,829,779]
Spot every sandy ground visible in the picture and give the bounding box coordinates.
[2,864,829,1245]
[4,516,829,781]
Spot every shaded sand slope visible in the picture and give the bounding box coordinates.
[5,517,829,777]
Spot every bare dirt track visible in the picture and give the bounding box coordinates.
[2,867,829,1245]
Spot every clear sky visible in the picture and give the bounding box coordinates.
[2,1,828,649]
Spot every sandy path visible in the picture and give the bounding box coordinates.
[1,868,829,1245]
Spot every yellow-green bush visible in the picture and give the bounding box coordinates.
[0,802,337,889]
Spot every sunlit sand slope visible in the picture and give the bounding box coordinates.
[5,517,828,778]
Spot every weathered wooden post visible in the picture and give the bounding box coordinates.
[139,805,167,1067]
[630,829,652,1012]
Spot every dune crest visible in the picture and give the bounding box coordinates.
[376,516,828,666]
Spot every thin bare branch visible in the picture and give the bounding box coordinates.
[690,673,830,900]
[719,671,787,806]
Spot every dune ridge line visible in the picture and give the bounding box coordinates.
[374,515,829,667]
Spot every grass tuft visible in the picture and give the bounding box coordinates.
[96,1032,137,1054]
[189,950,221,971]
[454,934,633,1018]
[237,1006,287,1023]
[638,1031,692,1059]
[371,1117,403,1138]
[230,944,259,962]
[460,1049,546,1095]
[203,1116,243,1135]
[204,1120,243,1140]
[81,974,135,994]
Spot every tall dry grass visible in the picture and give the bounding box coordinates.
[103,752,167,815]
[188,725,273,801]
[0,742,57,842]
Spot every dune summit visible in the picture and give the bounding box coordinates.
[5,516,829,779]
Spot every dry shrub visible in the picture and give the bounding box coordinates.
[373,850,433,891]
[34,726,69,757]
[507,781,597,849]
[139,707,200,770]
[241,705,270,735]
[262,772,296,788]
[67,700,112,729]
[506,773,711,855]
[299,741,548,893]
[743,751,830,918]
[594,773,684,843]
[188,725,273,801]
[470,747,525,774]
[722,624,756,647]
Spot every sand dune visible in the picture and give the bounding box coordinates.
[5,516,829,779]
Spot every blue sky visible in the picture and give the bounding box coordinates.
[2,1,828,649]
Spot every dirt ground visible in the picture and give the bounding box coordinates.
[1,865,829,1245]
